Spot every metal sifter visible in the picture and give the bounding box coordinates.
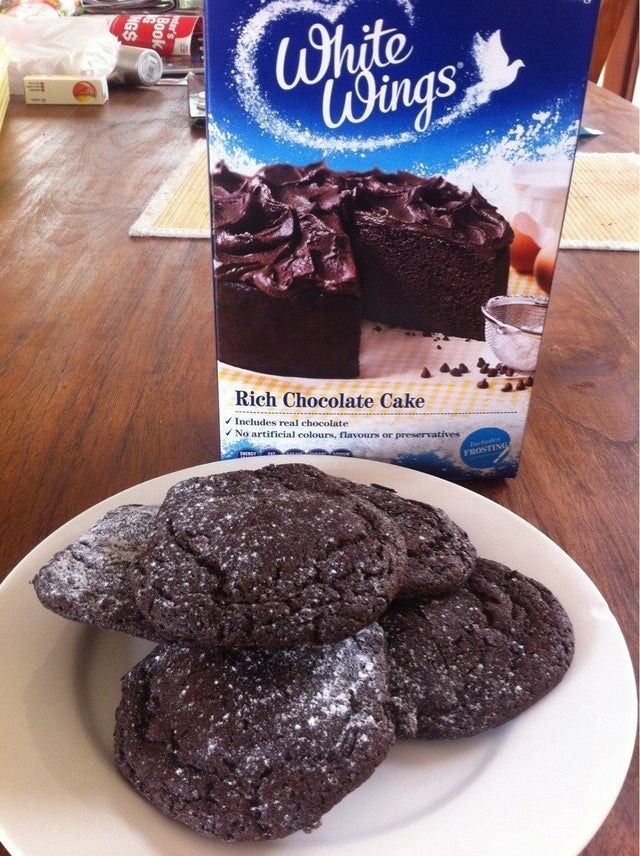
[481,295,549,372]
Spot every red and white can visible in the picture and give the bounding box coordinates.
[109,14,203,58]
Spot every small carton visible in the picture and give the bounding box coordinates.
[203,0,600,478]
[23,75,108,105]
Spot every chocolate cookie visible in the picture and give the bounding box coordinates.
[32,505,163,641]
[114,624,395,841]
[381,558,574,739]
[339,479,476,598]
[129,464,407,646]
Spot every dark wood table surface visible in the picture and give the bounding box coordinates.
[0,80,637,855]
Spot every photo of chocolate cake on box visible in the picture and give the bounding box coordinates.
[211,161,513,379]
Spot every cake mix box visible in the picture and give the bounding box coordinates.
[203,0,599,478]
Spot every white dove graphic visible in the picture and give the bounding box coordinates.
[470,30,525,103]
[437,30,524,126]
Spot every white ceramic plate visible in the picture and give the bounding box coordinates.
[0,457,636,856]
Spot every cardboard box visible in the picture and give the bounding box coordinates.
[203,0,600,478]
[24,76,108,105]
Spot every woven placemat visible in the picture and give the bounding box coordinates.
[130,140,210,238]
[561,152,639,249]
[130,144,639,250]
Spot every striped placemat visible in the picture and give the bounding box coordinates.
[130,140,210,238]
[130,144,639,250]
[561,152,639,250]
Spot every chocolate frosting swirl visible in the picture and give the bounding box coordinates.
[212,161,512,295]
[349,170,513,247]
[213,166,358,297]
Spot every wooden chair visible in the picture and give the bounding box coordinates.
[589,0,639,100]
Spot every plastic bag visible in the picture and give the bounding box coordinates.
[1,0,81,19]
[0,16,120,94]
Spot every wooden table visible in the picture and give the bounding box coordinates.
[0,81,637,855]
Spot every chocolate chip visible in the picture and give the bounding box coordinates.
[458,363,469,374]
[421,367,431,378]
[516,379,527,391]
[450,367,462,377]
[477,357,486,368]
[526,376,534,387]
[477,378,489,389]
[439,363,450,373]
[501,382,513,392]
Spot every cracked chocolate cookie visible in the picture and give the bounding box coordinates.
[129,464,407,646]
[32,504,163,641]
[114,624,395,841]
[338,479,477,598]
[382,557,574,739]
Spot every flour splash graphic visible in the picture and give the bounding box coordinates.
[232,0,425,154]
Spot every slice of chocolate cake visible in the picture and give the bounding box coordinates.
[346,170,512,341]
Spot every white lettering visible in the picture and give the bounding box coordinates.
[274,17,458,133]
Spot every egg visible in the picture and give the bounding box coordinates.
[534,240,557,292]
[510,227,541,273]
